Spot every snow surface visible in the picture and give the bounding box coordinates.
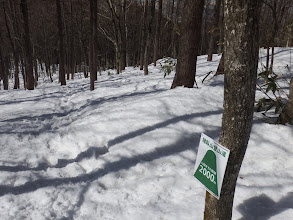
[0,48,293,220]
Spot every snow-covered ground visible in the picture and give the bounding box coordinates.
[0,48,292,219]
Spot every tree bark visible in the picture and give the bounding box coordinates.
[140,0,148,70]
[203,0,261,219]
[89,0,97,90]
[0,30,8,90]
[143,0,155,75]
[153,0,163,66]
[3,0,20,89]
[217,0,224,54]
[56,0,66,86]
[171,0,204,89]
[20,0,34,90]
[207,0,222,61]
[119,0,127,71]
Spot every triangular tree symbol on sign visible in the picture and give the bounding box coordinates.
[194,150,218,197]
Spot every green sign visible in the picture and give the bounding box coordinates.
[194,133,230,199]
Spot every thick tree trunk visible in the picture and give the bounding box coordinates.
[278,78,293,124]
[56,0,66,86]
[171,0,204,89]
[20,0,34,90]
[203,0,261,219]
[153,0,163,66]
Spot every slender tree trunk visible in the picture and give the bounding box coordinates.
[140,0,148,70]
[0,37,4,90]
[207,0,222,61]
[70,0,75,80]
[20,56,27,89]
[270,46,275,73]
[217,0,224,54]
[266,47,270,71]
[20,0,34,90]
[153,0,163,66]
[3,1,20,89]
[171,0,204,89]
[120,0,127,71]
[13,53,20,89]
[56,0,66,86]
[169,0,175,57]
[3,56,9,90]
[34,56,38,87]
[203,0,261,219]
[89,0,97,90]
[0,30,8,90]
[215,53,224,75]
[144,0,155,75]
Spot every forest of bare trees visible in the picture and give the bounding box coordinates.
[0,1,293,218]
[0,0,292,91]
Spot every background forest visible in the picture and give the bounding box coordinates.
[1,0,293,219]
[0,0,293,91]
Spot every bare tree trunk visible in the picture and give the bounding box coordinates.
[56,0,66,86]
[3,1,20,89]
[3,56,9,90]
[215,53,224,75]
[0,36,4,90]
[20,56,27,89]
[266,47,270,71]
[217,0,224,55]
[89,0,97,90]
[153,0,163,66]
[13,53,20,89]
[119,0,127,71]
[0,30,8,90]
[34,54,38,87]
[20,0,34,90]
[140,0,148,70]
[169,0,175,57]
[171,0,204,89]
[203,0,261,219]
[207,0,222,61]
[144,0,155,75]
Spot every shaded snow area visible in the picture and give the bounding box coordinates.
[0,48,293,220]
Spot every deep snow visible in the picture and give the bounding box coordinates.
[0,48,292,219]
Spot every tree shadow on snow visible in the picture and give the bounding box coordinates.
[0,89,166,136]
[0,124,221,197]
[237,192,293,220]
[0,109,221,197]
[108,109,222,147]
[0,146,108,172]
[0,109,222,174]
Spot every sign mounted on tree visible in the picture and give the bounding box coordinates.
[194,133,230,199]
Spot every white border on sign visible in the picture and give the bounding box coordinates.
[194,133,230,199]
